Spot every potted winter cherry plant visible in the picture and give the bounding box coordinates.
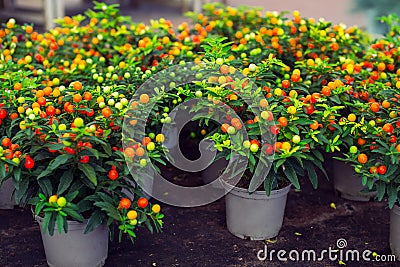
[181,39,329,240]
[0,7,165,266]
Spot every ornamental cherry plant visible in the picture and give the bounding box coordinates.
[0,4,165,239]
[334,16,400,209]
[9,79,163,241]
[190,39,329,194]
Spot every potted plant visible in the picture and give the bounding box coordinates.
[0,4,166,266]
[340,16,400,258]
[182,37,330,240]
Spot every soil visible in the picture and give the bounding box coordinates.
[0,140,398,267]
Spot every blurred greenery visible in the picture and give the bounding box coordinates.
[352,0,400,34]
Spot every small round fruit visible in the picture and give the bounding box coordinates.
[195,91,203,98]
[227,126,236,134]
[243,140,251,148]
[49,195,58,204]
[146,142,155,151]
[261,110,270,120]
[152,204,161,213]
[74,117,84,128]
[378,165,387,175]
[137,197,148,208]
[357,153,368,164]
[119,198,131,209]
[127,210,138,220]
[156,134,165,143]
[164,117,172,124]
[140,94,150,104]
[347,114,356,122]
[287,106,297,115]
[281,142,291,151]
[292,135,301,144]
[250,143,259,153]
[139,158,147,167]
[349,146,358,154]
[129,219,138,226]
[57,197,67,207]
[59,124,67,131]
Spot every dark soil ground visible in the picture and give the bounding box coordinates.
[1,161,398,267]
[0,135,398,267]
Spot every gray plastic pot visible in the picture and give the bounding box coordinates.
[223,181,291,240]
[332,160,376,201]
[0,179,15,209]
[36,216,109,267]
[390,205,400,260]
[201,157,228,184]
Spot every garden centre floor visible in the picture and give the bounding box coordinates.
[0,159,398,267]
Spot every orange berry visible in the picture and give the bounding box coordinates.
[83,92,92,101]
[357,153,368,164]
[382,100,390,109]
[2,138,11,147]
[43,87,52,96]
[124,147,135,158]
[370,102,380,113]
[73,81,83,90]
[136,147,145,157]
[278,117,288,127]
[221,123,230,133]
[357,138,366,146]
[139,94,150,104]
[14,83,22,91]
[102,107,112,118]
[259,99,269,108]
[73,94,82,103]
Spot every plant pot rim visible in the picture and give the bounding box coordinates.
[392,204,400,215]
[34,214,90,225]
[221,179,291,199]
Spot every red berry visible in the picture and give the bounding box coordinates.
[108,168,118,180]
[378,165,387,175]
[79,155,89,163]
[0,109,7,119]
[24,156,35,169]
[137,197,148,208]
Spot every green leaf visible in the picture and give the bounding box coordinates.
[38,154,72,179]
[282,163,300,189]
[48,212,56,236]
[56,214,64,234]
[84,210,105,234]
[144,219,154,234]
[305,161,318,189]
[388,185,398,209]
[78,164,97,186]
[14,177,29,204]
[63,207,84,222]
[57,171,74,195]
[48,154,72,171]
[38,178,53,197]
[41,212,51,234]
[65,190,80,202]
[311,150,324,162]
[94,201,120,221]
[376,181,386,201]
[0,163,6,179]
[35,201,46,216]
[13,168,21,182]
